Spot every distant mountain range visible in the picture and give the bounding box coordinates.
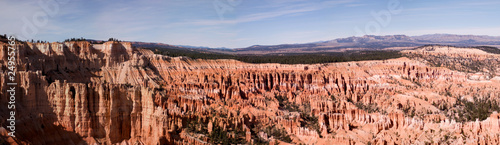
[174,45,230,50]
[129,34,500,55]
[216,34,500,54]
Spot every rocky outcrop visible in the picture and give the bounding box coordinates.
[1,42,499,144]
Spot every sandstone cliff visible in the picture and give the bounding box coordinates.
[0,42,499,145]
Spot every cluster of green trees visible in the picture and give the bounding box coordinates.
[355,102,380,114]
[275,94,300,112]
[453,97,500,122]
[407,50,498,78]
[262,125,293,143]
[152,47,236,60]
[474,46,500,54]
[108,38,121,42]
[63,37,118,44]
[236,51,402,64]
[300,112,320,136]
[30,40,49,43]
[185,116,247,144]
[148,46,402,64]
[64,37,87,42]
[0,34,24,43]
[0,34,8,43]
[274,94,321,137]
[208,126,247,144]
[431,96,500,122]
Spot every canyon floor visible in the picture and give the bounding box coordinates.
[1,41,500,145]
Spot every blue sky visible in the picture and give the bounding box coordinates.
[1,0,499,48]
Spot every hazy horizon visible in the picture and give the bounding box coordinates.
[1,0,500,48]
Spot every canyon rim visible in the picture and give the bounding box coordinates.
[1,0,500,145]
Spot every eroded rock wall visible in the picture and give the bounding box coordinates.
[0,42,499,145]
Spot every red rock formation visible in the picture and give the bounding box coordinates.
[0,42,499,144]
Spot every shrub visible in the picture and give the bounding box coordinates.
[275,94,300,112]
[209,126,247,144]
[300,112,321,136]
[263,125,292,143]
[355,102,380,113]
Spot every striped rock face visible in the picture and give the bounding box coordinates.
[1,41,499,145]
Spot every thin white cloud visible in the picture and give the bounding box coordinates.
[183,0,355,25]
[345,3,368,7]
[0,0,80,40]
[0,1,42,38]
[459,1,500,6]
[189,7,318,25]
